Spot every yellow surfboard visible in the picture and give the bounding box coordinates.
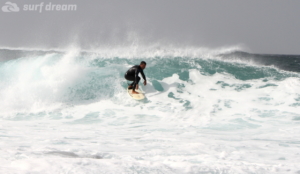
[127,88,145,100]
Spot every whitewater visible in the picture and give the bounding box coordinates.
[0,46,300,173]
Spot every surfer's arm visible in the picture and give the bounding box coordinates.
[134,68,139,83]
[141,70,147,85]
[141,71,146,81]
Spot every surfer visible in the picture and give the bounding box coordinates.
[124,61,147,94]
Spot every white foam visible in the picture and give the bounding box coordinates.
[0,49,92,115]
[0,49,300,173]
[0,43,244,59]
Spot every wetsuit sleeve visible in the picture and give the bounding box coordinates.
[141,70,146,81]
[134,67,139,83]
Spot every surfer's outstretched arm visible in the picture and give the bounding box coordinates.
[141,70,147,85]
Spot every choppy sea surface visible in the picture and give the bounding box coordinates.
[0,47,300,173]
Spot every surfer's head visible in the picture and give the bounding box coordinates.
[140,61,146,69]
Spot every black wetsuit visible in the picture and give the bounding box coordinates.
[124,65,146,90]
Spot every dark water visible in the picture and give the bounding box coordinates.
[220,51,300,72]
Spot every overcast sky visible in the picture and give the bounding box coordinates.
[0,0,299,54]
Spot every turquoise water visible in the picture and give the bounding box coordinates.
[0,48,299,173]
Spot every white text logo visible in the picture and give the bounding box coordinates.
[2,2,77,13]
[2,1,20,12]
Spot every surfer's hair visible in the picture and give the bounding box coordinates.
[140,61,146,65]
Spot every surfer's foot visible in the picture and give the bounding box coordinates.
[128,85,133,89]
[136,84,139,90]
[132,90,139,94]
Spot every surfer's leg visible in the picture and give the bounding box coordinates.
[128,82,134,89]
[132,82,139,94]
[132,82,136,91]
[132,77,140,91]
[125,74,135,89]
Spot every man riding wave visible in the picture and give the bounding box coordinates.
[124,61,147,94]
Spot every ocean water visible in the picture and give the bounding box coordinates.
[0,46,300,173]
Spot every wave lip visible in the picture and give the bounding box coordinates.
[219,51,300,72]
[0,44,243,60]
